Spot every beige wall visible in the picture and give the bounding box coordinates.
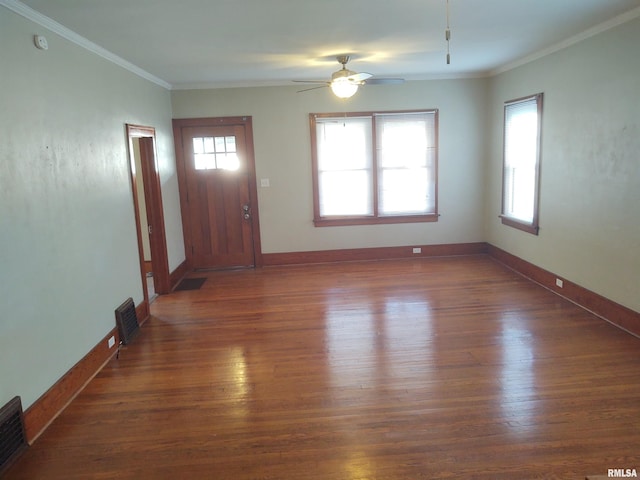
[0,8,184,409]
[485,17,640,313]
[172,78,489,253]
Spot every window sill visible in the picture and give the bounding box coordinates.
[314,214,439,227]
[500,215,539,235]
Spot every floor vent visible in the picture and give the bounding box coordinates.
[115,297,139,345]
[0,396,28,475]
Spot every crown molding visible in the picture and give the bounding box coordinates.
[1,0,172,90]
[491,5,640,76]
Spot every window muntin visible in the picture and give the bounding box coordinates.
[501,94,543,234]
[311,110,438,226]
[193,135,239,171]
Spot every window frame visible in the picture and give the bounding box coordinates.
[500,93,543,235]
[310,109,439,227]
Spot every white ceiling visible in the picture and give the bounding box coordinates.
[11,0,640,89]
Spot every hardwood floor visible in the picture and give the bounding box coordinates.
[6,256,640,479]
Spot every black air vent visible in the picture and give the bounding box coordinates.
[0,396,28,475]
[115,297,140,345]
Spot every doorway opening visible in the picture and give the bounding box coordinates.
[126,124,171,310]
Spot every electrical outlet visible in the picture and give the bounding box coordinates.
[555,278,564,288]
[412,247,422,254]
[108,335,116,348]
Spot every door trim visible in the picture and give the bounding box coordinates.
[172,116,263,269]
[126,124,171,297]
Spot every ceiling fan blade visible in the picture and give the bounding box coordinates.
[296,85,329,93]
[364,78,405,85]
[346,72,373,83]
[293,80,330,84]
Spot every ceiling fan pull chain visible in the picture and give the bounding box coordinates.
[445,0,452,65]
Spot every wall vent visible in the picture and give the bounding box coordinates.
[115,297,139,345]
[0,396,28,475]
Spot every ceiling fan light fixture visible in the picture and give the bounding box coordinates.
[330,78,359,98]
[294,55,401,97]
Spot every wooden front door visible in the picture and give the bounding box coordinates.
[173,117,261,270]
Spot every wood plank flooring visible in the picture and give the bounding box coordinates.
[6,256,640,479]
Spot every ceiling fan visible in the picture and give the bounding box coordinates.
[294,55,405,98]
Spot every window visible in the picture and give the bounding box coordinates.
[501,93,543,235]
[192,136,239,171]
[310,110,438,226]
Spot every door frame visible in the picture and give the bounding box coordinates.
[126,124,171,299]
[172,116,263,269]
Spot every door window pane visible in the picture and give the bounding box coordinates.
[193,136,239,171]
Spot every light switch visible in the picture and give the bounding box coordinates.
[260,178,270,187]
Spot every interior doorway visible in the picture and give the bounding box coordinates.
[126,124,171,306]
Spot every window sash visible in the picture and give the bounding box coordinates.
[316,117,373,217]
[376,112,436,216]
[311,110,438,226]
[501,94,543,234]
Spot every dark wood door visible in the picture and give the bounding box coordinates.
[138,136,171,293]
[174,118,260,269]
